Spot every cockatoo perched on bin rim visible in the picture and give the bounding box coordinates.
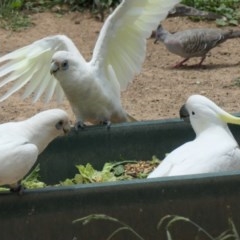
[0,109,70,194]
[0,0,179,129]
[148,95,240,178]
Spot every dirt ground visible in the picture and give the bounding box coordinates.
[0,11,240,124]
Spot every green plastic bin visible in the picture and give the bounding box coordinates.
[0,118,240,240]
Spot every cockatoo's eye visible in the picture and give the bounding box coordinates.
[62,60,69,70]
[55,120,64,130]
[192,111,195,115]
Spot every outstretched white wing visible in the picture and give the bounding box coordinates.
[90,0,179,90]
[0,35,81,103]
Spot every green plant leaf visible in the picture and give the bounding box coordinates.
[228,19,239,25]
[11,0,23,9]
[216,18,228,26]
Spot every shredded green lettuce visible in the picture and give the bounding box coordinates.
[21,164,46,189]
[60,156,161,186]
[0,156,161,191]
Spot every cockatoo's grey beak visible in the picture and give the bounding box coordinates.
[50,61,59,75]
[63,124,71,134]
[55,120,71,135]
[179,104,190,122]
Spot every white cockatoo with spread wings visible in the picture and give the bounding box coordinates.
[0,0,179,129]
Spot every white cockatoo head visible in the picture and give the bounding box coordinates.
[180,95,240,136]
[25,109,71,153]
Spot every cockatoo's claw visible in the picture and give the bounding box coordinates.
[74,121,86,131]
[10,183,25,195]
[100,120,111,130]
